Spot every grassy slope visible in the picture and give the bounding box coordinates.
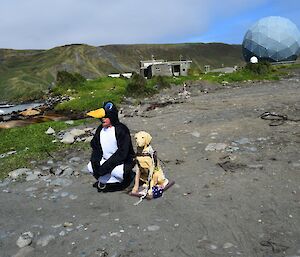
[0,43,243,103]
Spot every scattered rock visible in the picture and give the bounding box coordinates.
[47,159,54,165]
[80,165,90,174]
[69,157,81,163]
[248,164,264,169]
[208,244,218,250]
[0,150,17,159]
[205,143,227,151]
[26,173,39,181]
[147,225,160,231]
[59,231,66,236]
[61,167,74,177]
[223,242,234,249]
[63,222,73,227]
[244,146,257,152]
[69,128,86,137]
[69,194,78,200]
[191,131,200,137]
[234,138,251,145]
[60,133,75,144]
[292,162,300,168]
[65,120,74,125]
[20,108,40,116]
[9,168,31,179]
[0,179,10,187]
[218,161,247,172]
[16,232,33,248]
[36,235,55,247]
[61,192,69,197]
[84,136,93,143]
[45,127,55,135]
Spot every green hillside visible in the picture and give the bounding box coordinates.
[0,43,243,103]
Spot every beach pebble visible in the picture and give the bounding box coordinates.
[59,231,66,236]
[191,131,200,137]
[9,168,31,179]
[16,232,33,248]
[45,127,55,135]
[147,225,160,231]
[223,242,234,249]
[205,143,227,151]
[69,194,78,200]
[60,133,75,144]
[63,222,73,227]
[36,235,55,247]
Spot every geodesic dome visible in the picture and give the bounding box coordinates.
[242,16,300,63]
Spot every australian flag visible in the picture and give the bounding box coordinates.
[152,186,164,199]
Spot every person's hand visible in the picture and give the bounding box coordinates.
[91,161,102,179]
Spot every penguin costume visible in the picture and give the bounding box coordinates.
[87,101,135,192]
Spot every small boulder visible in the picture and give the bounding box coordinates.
[26,174,39,181]
[69,128,85,137]
[84,136,93,143]
[45,127,55,135]
[60,133,75,144]
[65,120,74,125]
[36,235,55,247]
[205,143,227,151]
[9,168,31,179]
[20,108,40,117]
[16,232,33,248]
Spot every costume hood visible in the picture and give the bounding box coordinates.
[87,101,119,125]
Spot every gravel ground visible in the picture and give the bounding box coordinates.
[0,71,300,257]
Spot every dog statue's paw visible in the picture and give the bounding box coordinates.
[131,187,139,194]
[147,189,153,196]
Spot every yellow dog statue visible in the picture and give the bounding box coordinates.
[132,131,169,196]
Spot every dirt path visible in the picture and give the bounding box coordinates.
[1,74,300,257]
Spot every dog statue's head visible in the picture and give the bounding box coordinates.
[135,131,152,149]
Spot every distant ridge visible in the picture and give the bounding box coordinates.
[0,43,243,102]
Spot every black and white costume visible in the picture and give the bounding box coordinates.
[87,102,135,191]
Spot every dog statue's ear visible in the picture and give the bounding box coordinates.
[144,133,152,145]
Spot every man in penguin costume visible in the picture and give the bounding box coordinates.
[86,101,135,192]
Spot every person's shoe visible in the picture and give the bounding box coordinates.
[92,181,98,188]
[97,181,106,192]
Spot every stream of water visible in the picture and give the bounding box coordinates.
[0,103,43,115]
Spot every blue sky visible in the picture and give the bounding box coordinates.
[0,0,299,49]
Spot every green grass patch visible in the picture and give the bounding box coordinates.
[54,77,128,112]
[200,67,282,84]
[0,119,93,179]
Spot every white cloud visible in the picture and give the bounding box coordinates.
[0,0,293,49]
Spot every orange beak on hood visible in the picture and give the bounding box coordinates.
[86,108,106,119]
